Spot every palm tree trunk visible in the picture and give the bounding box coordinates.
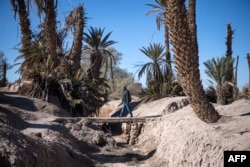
[247,53,250,95]
[166,0,220,123]
[225,24,234,82]
[110,58,114,84]
[1,61,7,86]
[224,24,234,102]
[233,55,239,100]
[164,12,172,77]
[90,52,103,80]
[188,0,198,51]
[11,0,32,79]
[216,85,225,105]
[11,0,32,50]
[44,0,58,70]
[68,5,85,74]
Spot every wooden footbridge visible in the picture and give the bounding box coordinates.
[53,116,161,124]
[85,117,147,123]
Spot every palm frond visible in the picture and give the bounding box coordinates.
[136,43,165,83]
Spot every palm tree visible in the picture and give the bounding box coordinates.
[101,47,121,82]
[225,24,234,82]
[0,52,9,86]
[204,56,234,105]
[146,0,172,78]
[166,0,220,123]
[136,43,165,94]
[83,26,117,80]
[10,0,58,98]
[224,24,235,102]
[65,5,86,75]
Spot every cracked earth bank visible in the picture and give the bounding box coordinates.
[1,88,250,167]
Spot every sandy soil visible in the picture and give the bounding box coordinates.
[1,88,250,167]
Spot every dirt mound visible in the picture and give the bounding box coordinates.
[0,91,112,167]
[0,123,96,167]
[136,98,250,167]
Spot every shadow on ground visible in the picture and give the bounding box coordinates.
[0,105,29,130]
[91,148,156,165]
[240,112,250,116]
[0,91,37,112]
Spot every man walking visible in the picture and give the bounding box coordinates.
[119,86,133,117]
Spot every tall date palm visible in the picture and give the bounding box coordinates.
[146,0,172,77]
[204,56,234,105]
[83,27,117,80]
[224,24,235,101]
[166,0,220,123]
[136,43,165,94]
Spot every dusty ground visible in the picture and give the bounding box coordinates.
[1,87,250,167]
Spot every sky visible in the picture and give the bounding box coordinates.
[0,0,250,89]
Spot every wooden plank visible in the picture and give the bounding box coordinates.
[51,117,147,124]
[85,117,146,123]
